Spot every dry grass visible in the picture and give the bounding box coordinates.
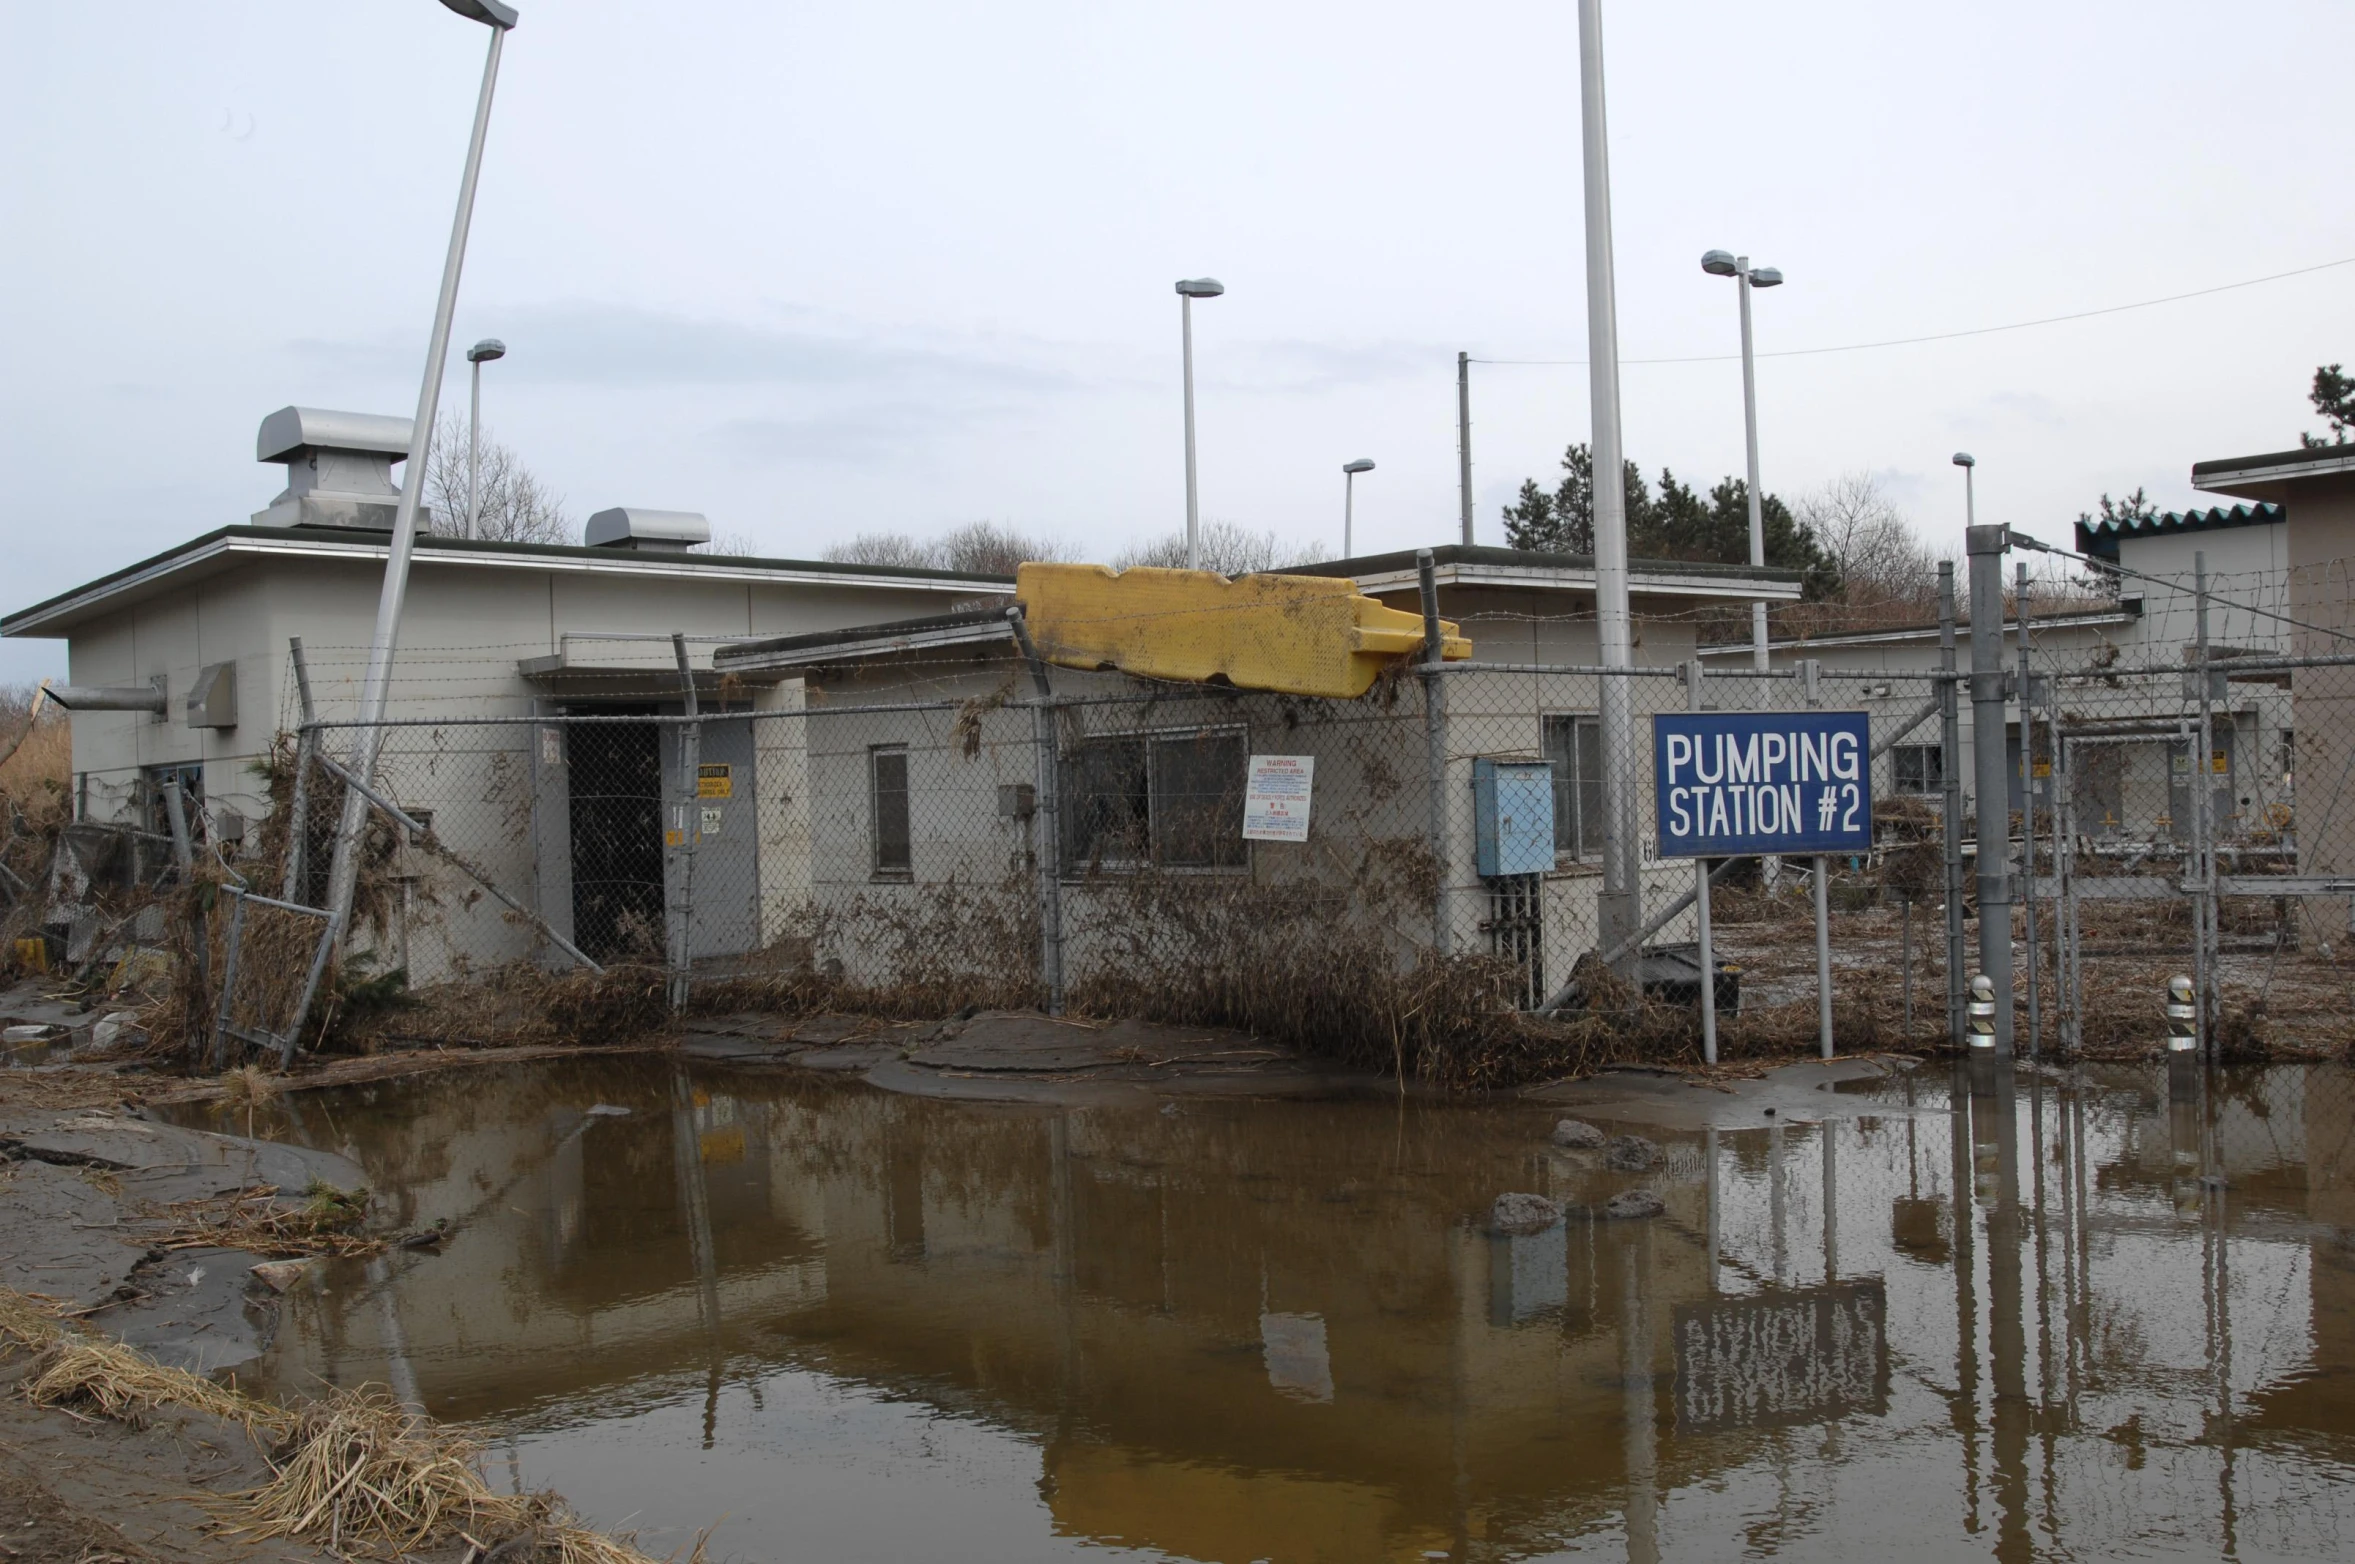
[21,1333,269,1431]
[148,1182,388,1261]
[0,1288,696,1562]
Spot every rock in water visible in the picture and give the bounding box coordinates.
[1605,1188,1665,1221]
[1490,1192,1565,1236]
[1604,1134,1660,1172]
[1549,1119,1606,1150]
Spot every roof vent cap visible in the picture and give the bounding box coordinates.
[251,406,428,532]
[585,508,710,552]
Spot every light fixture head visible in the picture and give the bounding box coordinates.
[1952,452,1977,469]
[1748,266,1784,288]
[1175,278,1225,299]
[439,0,519,29]
[1700,250,1741,277]
[467,338,507,364]
[1343,459,1375,475]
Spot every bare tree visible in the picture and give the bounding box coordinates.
[1112,522,1327,576]
[703,530,768,557]
[822,521,1069,576]
[421,416,573,545]
[1788,472,1944,630]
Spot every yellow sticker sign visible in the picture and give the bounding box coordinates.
[697,763,733,799]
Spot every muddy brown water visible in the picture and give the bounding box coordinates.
[163,1058,2355,1562]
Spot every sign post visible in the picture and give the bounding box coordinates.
[1682,662,1718,1065]
[1654,709,1873,1058]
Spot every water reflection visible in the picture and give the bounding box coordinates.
[210,1058,2355,1561]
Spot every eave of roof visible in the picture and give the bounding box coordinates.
[1285,543,1806,602]
[714,608,1016,672]
[1,525,1015,638]
[1694,604,2139,657]
[2072,501,2284,560]
[2191,443,2355,500]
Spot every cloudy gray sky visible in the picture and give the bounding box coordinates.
[5,0,2350,681]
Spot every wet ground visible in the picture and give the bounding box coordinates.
[161,1056,2355,1563]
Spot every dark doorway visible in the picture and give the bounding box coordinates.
[567,711,664,961]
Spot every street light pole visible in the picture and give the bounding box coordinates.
[464,337,505,540]
[1578,0,1639,973]
[1701,250,1783,673]
[1175,278,1224,570]
[1343,459,1375,557]
[1457,351,1473,546]
[323,0,518,938]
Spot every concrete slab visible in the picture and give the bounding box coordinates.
[1523,1056,1922,1131]
[0,1159,141,1305]
[96,1247,277,1380]
[1,1112,367,1201]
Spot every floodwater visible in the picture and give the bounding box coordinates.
[181,1057,2355,1562]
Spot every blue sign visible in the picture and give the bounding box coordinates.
[1653,711,1873,858]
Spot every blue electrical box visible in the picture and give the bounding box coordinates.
[1474,758,1556,877]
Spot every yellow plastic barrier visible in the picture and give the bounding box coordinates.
[1015,563,1470,700]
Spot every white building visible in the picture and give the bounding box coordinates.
[1,407,1010,977]
[1696,500,2291,843]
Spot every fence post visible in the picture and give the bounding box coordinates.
[1418,549,1452,958]
[2016,564,2040,1059]
[670,633,700,1014]
[1967,524,2015,1058]
[1939,562,1967,1046]
[1006,607,1065,1015]
[2193,550,2218,1060]
[1686,659,1716,1065]
[1801,660,1833,1059]
[282,638,318,903]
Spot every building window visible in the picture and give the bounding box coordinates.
[870,747,911,877]
[1060,729,1247,873]
[1542,715,1602,859]
[1892,744,1943,796]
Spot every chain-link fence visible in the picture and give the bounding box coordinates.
[52,539,2355,1075]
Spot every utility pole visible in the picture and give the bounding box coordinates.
[1577,0,1639,973]
[1457,351,1474,547]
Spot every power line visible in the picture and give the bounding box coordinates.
[1473,254,2355,368]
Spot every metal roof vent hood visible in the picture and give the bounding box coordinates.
[585,508,710,551]
[252,407,431,531]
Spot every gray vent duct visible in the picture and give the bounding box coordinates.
[585,508,710,551]
[253,406,432,532]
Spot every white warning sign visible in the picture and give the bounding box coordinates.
[1241,754,1315,843]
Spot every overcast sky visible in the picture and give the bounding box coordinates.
[5,0,2351,682]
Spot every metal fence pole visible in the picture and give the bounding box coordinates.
[1803,659,1833,1058]
[2193,550,2217,1058]
[1967,524,2015,1057]
[1940,563,1967,1045]
[1007,608,1065,1014]
[670,633,700,1014]
[282,638,318,903]
[1686,659,1717,1065]
[2017,564,2040,1059]
[2050,675,2072,1053]
[1418,550,1453,958]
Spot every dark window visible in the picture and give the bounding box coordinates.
[1542,715,1602,858]
[1061,729,1246,872]
[871,747,911,876]
[142,762,205,843]
[1893,744,1943,795]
